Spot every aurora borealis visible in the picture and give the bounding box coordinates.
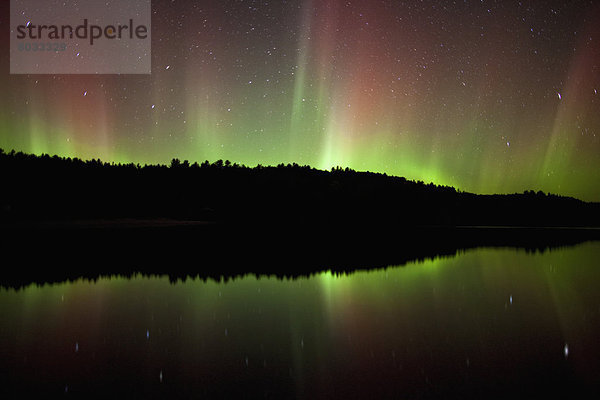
[1,0,599,200]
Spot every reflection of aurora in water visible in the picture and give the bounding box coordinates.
[1,1,600,201]
[1,242,600,397]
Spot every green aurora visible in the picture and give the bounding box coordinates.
[2,1,599,200]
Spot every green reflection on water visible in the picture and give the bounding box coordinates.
[1,242,600,397]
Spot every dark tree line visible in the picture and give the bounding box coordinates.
[1,148,599,227]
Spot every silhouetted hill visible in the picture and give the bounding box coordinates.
[1,148,599,227]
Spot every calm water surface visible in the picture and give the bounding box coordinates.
[1,242,600,398]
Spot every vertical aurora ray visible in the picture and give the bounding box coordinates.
[538,7,600,200]
[288,0,311,161]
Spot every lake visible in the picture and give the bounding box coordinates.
[1,241,600,398]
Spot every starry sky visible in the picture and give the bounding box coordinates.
[1,0,599,200]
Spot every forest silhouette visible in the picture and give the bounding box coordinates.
[1,148,599,227]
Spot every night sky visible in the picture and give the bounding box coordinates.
[1,0,599,200]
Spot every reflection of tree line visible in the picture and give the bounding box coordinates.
[1,148,599,227]
[2,223,598,289]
